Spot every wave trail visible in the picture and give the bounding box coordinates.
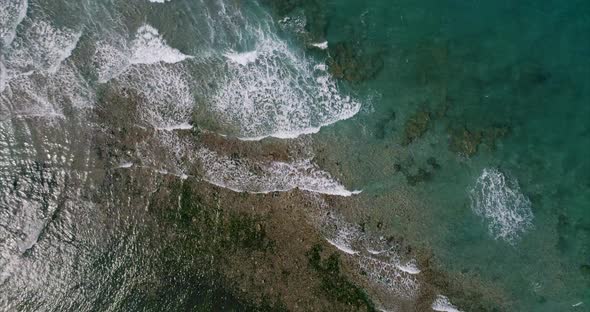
[197,148,359,196]
[469,168,534,244]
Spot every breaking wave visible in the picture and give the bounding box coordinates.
[209,24,360,140]
[197,148,359,196]
[432,295,463,312]
[91,3,361,141]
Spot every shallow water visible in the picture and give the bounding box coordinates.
[0,0,589,311]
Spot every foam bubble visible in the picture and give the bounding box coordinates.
[432,295,463,312]
[469,168,534,244]
[148,0,171,2]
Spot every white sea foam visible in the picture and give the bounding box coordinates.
[1,18,81,99]
[1,24,83,121]
[153,169,189,180]
[0,0,28,46]
[0,61,7,93]
[139,132,355,197]
[98,3,361,141]
[278,14,307,35]
[130,25,191,65]
[311,41,328,50]
[223,50,259,66]
[325,224,360,255]
[0,63,92,118]
[3,19,81,75]
[397,260,421,275]
[114,64,195,130]
[312,208,420,299]
[469,168,534,244]
[197,148,358,196]
[326,238,359,255]
[148,0,171,3]
[116,162,134,169]
[93,40,129,83]
[156,123,193,131]
[367,248,387,255]
[432,295,463,312]
[314,64,327,71]
[94,24,191,82]
[207,24,361,140]
[358,255,419,298]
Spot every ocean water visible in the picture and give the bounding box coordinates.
[0,0,588,311]
[313,0,590,310]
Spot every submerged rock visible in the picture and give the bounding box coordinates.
[328,41,384,82]
[427,157,441,170]
[482,125,510,150]
[449,127,483,157]
[449,125,510,157]
[402,110,431,145]
[405,168,433,186]
[374,110,396,139]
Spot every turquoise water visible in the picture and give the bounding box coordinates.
[313,0,590,310]
[1,0,589,311]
